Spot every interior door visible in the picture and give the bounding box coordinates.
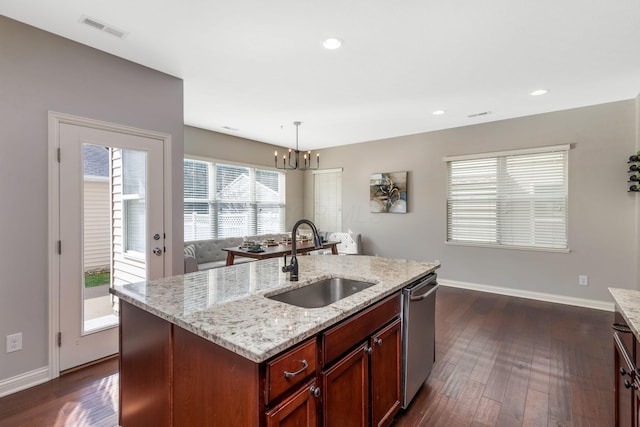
[58,123,164,371]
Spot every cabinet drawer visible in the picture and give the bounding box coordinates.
[614,308,635,362]
[266,338,317,404]
[322,294,400,365]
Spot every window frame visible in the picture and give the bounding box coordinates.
[444,144,570,253]
[121,149,147,260]
[313,168,343,233]
[183,156,286,241]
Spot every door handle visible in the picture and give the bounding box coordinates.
[153,247,163,256]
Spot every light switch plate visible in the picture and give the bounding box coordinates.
[578,275,588,286]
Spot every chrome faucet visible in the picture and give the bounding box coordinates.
[282,219,323,281]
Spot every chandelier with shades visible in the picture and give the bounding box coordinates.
[274,121,319,170]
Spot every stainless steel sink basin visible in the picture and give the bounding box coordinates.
[267,278,375,308]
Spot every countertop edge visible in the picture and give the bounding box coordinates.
[609,287,640,338]
[113,260,439,363]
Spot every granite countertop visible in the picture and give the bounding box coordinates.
[610,288,640,338]
[111,255,439,363]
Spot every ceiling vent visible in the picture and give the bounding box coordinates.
[467,111,492,118]
[80,15,127,39]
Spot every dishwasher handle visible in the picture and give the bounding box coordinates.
[409,285,438,301]
[408,276,438,301]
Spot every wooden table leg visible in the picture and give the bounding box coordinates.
[331,244,339,255]
[225,252,235,266]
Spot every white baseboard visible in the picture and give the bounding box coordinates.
[0,366,50,398]
[439,278,614,312]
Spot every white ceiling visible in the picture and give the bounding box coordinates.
[2,1,640,150]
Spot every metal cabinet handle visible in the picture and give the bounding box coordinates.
[364,346,372,355]
[621,367,632,377]
[310,386,321,398]
[283,360,308,378]
[374,338,383,346]
[624,379,638,390]
[612,323,633,333]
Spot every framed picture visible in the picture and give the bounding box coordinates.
[370,171,407,213]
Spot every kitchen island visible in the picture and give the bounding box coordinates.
[112,255,438,427]
[610,288,640,426]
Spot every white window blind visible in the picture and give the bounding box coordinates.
[314,169,342,232]
[446,146,568,251]
[184,158,286,241]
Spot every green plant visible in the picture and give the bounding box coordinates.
[84,271,111,288]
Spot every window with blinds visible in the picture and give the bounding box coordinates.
[184,158,286,241]
[446,145,568,251]
[313,169,342,232]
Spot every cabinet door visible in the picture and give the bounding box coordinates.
[614,331,635,426]
[371,319,402,427]
[636,386,640,427]
[266,379,319,427]
[322,344,369,427]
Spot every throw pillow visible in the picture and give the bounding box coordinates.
[184,244,196,259]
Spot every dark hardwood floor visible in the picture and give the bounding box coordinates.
[0,357,118,427]
[0,286,613,426]
[394,287,613,427]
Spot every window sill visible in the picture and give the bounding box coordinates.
[445,240,570,254]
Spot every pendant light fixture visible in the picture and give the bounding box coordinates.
[274,121,319,170]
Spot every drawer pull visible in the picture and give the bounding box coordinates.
[283,360,308,378]
[374,337,383,346]
[624,379,638,390]
[612,323,632,333]
[621,367,632,377]
[310,386,321,398]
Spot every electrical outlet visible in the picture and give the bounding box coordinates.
[6,333,22,353]
[578,275,588,286]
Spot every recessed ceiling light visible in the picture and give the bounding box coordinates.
[323,38,342,50]
[432,110,446,115]
[530,89,549,96]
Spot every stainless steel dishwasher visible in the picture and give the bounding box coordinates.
[401,272,438,408]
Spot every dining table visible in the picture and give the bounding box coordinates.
[223,240,339,266]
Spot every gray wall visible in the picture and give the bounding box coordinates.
[308,101,637,303]
[0,17,184,381]
[184,126,305,229]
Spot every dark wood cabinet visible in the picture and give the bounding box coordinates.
[321,295,402,427]
[370,319,402,427]
[266,379,319,427]
[323,344,370,427]
[265,338,317,405]
[614,307,639,427]
[119,301,172,427]
[119,293,402,427]
[615,331,635,426]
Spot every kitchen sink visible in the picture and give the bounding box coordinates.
[267,278,375,308]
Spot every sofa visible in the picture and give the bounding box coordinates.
[184,233,289,273]
[184,231,362,273]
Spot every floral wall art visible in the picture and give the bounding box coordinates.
[369,171,407,213]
